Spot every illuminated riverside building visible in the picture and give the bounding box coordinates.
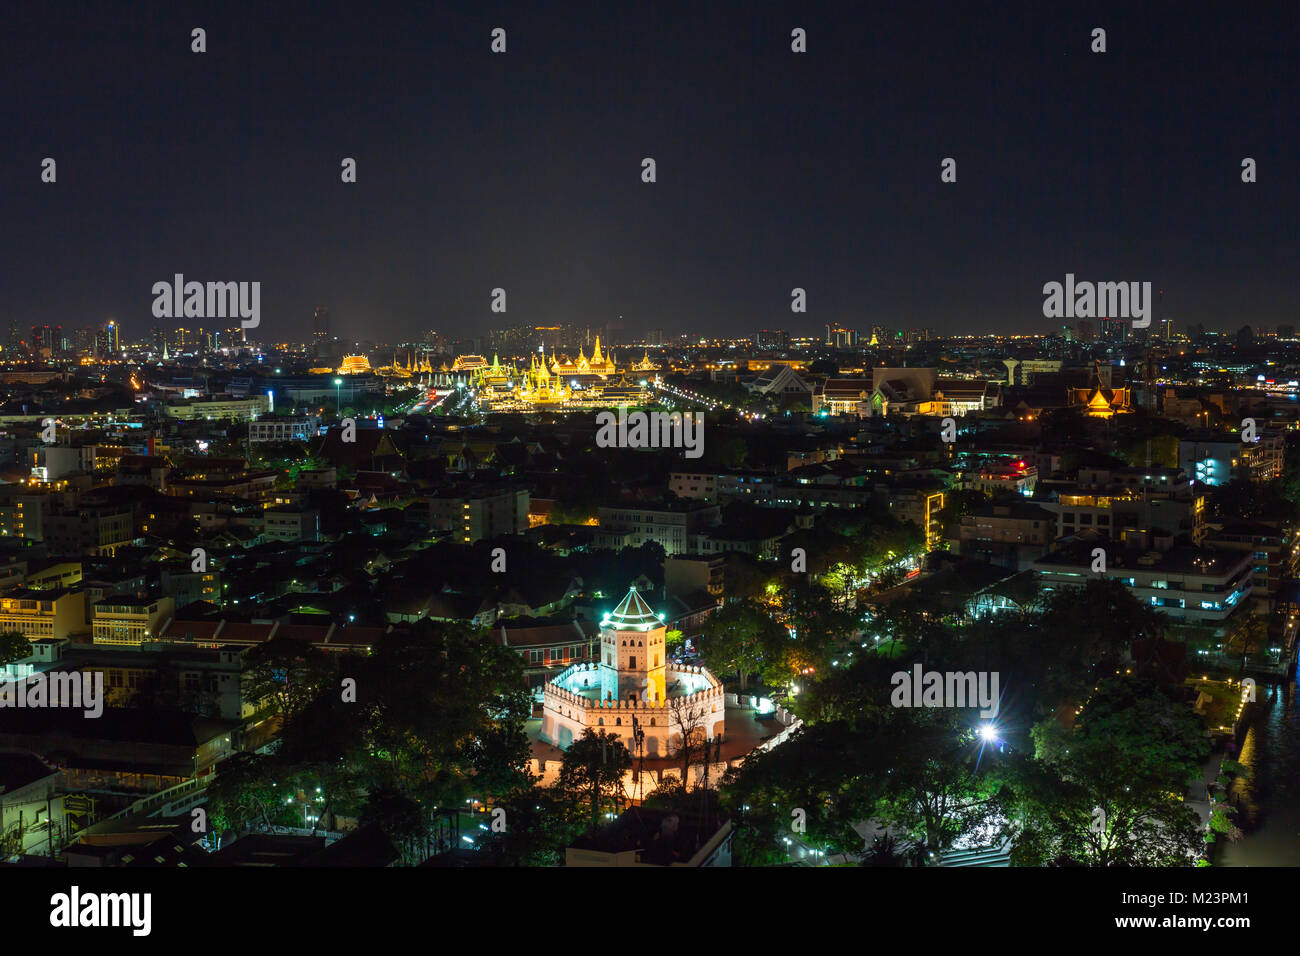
[541,588,725,755]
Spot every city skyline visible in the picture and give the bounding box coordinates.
[3,0,1296,920]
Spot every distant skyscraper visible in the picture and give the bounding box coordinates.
[1159,318,1174,340]
[828,326,857,348]
[756,329,789,350]
[7,321,21,354]
[313,306,330,341]
[104,320,120,353]
[30,325,64,359]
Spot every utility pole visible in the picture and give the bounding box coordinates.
[631,714,645,804]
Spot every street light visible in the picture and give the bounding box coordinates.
[334,378,343,415]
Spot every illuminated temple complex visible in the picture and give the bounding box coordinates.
[541,588,726,755]
[336,354,373,375]
[547,336,617,381]
[517,354,572,406]
[1068,361,1133,419]
[421,341,655,411]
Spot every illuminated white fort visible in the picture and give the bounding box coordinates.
[542,587,725,756]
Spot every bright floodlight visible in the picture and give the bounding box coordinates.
[979,723,998,742]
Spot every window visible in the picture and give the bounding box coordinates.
[629,656,636,669]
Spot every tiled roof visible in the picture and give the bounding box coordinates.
[605,587,659,628]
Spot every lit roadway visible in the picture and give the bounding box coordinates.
[652,380,766,422]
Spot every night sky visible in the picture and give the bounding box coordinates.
[3,1,1297,343]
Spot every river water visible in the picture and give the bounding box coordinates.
[1218,678,1300,866]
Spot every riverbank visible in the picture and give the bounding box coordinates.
[1218,679,1300,866]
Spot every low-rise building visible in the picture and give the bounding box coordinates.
[1034,541,1253,632]
[0,587,87,641]
[566,809,732,867]
[958,497,1057,569]
[746,365,812,403]
[664,555,725,598]
[596,500,721,555]
[0,753,62,855]
[1179,430,1285,486]
[263,506,320,543]
[813,378,874,416]
[168,470,277,504]
[63,641,249,720]
[498,618,599,696]
[1204,521,1292,613]
[248,413,321,444]
[43,508,134,557]
[424,485,529,544]
[92,595,176,647]
[162,395,270,422]
[1038,489,1206,546]
[669,471,774,503]
[967,460,1037,496]
[159,566,222,610]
